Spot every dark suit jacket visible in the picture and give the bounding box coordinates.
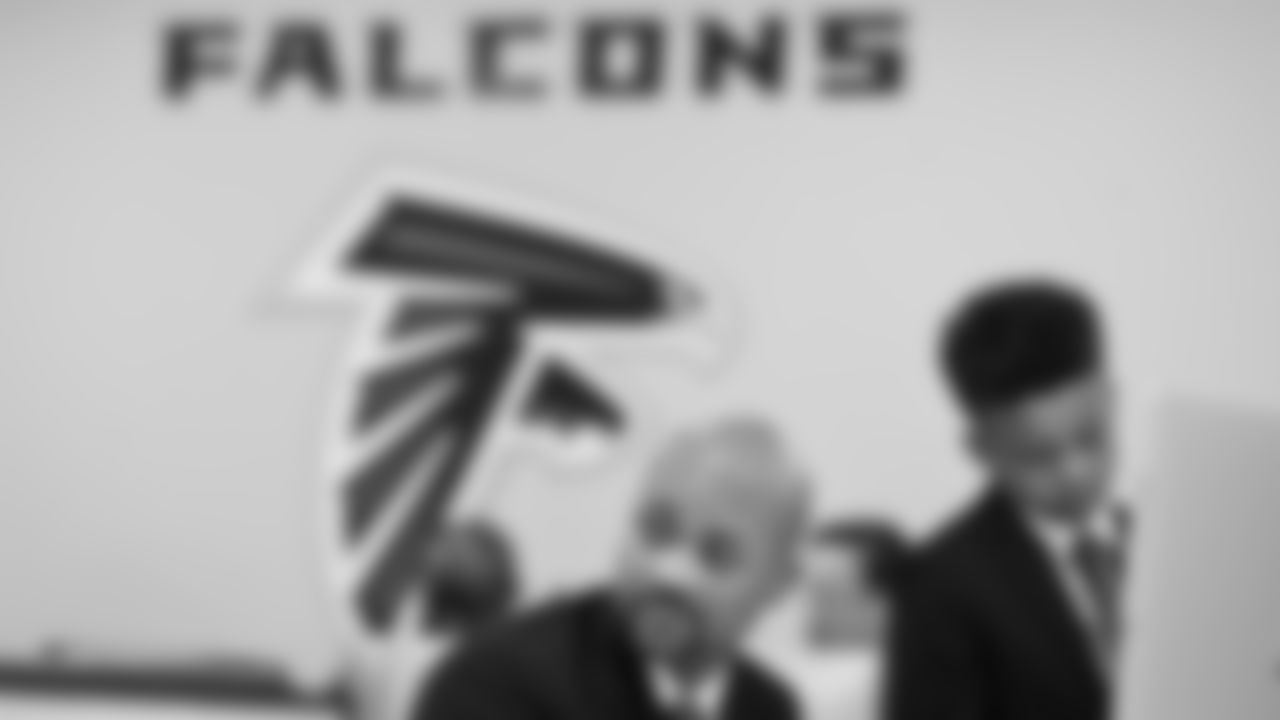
[884,489,1111,720]
[412,590,799,720]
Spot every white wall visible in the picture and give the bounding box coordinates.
[1,0,1279,685]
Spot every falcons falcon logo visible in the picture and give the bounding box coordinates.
[298,172,721,643]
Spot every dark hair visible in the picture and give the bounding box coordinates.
[940,277,1104,416]
[813,517,911,597]
[422,520,520,636]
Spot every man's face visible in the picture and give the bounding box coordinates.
[613,471,797,671]
[975,374,1116,521]
[803,545,885,648]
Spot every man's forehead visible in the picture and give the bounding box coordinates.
[641,417,810,519]
[650,430,798,491]
[991,376,1111,437]
[646,472,796,517]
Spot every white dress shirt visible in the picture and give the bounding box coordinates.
[648,664,732,719]
[1021,503,1127,672]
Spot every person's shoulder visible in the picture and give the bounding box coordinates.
[445,590,590,670]
[917,504,984,561]
[903,492,1000,593]
[734,655,803,720]
[418,591,594,708]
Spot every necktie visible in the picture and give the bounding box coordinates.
[665,682,709,720]
[666,706,704,720]
[665,697,705,720]
[1072,532,1126,665]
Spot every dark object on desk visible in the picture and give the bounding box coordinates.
[423,519,521,636]
[0,652,323,709]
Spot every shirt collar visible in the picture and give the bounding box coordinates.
[647,664,732,718]
[1023,501,1126,558]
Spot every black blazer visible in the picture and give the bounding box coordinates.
[412,590,799,720]
[884,489,1111,720]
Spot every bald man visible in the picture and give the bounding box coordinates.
[411,418,808,720]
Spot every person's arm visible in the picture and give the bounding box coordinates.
[410,644,538,720]
[881,569,988,720]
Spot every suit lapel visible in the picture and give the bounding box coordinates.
[578,593,668,720]
[977,491,1108,697]
[721,665,754,720]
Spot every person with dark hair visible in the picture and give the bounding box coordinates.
[767,516,909,720]
[333,518,524,720]
[884,277,1131,720]
[422,519,522,637]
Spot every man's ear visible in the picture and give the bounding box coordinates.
[967,419,1014,487]
[758,553,795,610]
[782,554,801,590]
[775,547,806,597]
[965,424,989,463]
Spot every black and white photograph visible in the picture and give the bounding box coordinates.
[0,2,1277,719]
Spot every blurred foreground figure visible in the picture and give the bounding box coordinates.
[412,417,810,720]
[885,278,1131,720]
[336,519,522,720]
[805,519,908,653]
[768,517,908,720]
[422,519,522,637]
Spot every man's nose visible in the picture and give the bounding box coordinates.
[646,549,702,591]
[1061,449,1104,486]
